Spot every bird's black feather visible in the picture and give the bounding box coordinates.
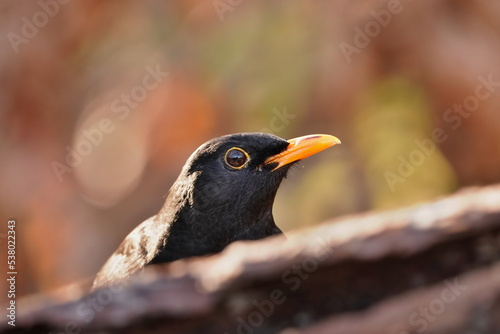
[92,133,292,289]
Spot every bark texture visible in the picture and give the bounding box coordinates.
[5,184,500,334]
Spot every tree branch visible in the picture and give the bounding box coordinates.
[9,184,500,333]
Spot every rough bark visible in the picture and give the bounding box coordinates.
[5,184,500,333]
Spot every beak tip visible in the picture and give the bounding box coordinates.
[325,135,341,146]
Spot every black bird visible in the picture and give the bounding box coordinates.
[92,132,340,289]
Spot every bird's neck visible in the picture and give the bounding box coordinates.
[151,173,282,263]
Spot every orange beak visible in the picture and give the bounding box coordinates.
[265,134,341,171]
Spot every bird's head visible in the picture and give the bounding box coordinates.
[162,133,341,245]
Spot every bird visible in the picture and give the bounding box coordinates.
[92,132,340,289]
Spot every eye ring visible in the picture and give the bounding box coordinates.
[224,147,250,169]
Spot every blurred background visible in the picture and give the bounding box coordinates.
[1,0,500,298]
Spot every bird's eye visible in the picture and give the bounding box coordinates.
[224,148,249,169]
